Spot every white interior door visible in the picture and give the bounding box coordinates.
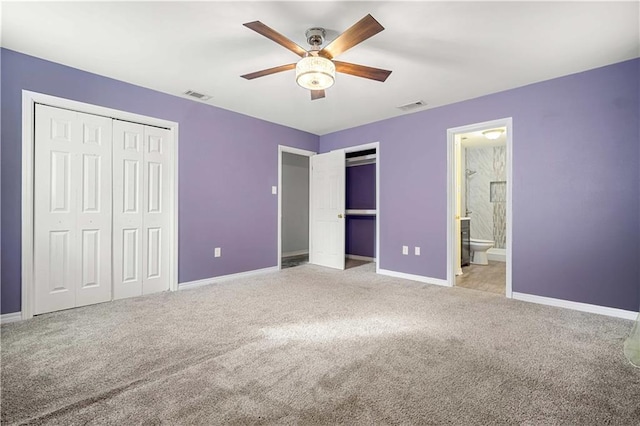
[113,120,170,299]
[141,125,171,294]
[34,104,112,314]
[113,120,144,299]
[309,150,346,270]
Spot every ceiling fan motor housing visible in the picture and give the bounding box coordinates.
[305,28,326,48]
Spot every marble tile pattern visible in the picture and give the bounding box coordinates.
[466,148,493,241]
[493,146,507,249]
[493,202,507,248]
[465,146,507,248]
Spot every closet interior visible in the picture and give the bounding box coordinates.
[345,148,377,265]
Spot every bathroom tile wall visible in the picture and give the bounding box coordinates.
[466,147,493,241]
[493,146,507,249]
[465,145,507,248]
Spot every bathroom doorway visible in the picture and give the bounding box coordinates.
[446,118,513,297]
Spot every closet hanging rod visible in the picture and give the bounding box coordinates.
[346,209,377,216]
[346,154,376,167]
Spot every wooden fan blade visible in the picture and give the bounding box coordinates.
[243,21,308,57]
[319,14,384,59]
[334,61,392,82]
[241,63,296,80]
[311,90,326,100]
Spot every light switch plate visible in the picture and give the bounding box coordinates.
[402,246,408,255]
[415,247,421,256]
[214,247,221,257]
[272,186,277,195]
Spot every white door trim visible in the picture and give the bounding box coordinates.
[21,90,179,319]
[446,119,513,298]
[277,145,316,270]
[342,142,380,274]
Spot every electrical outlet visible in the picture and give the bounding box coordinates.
[214,247,221,258]
[402,245,408,255]
[415,246,421,256]
[272,186,277,195]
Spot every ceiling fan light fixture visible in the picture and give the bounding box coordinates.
[482,129,504,140]
[296,56,335,90]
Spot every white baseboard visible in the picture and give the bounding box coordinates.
[512,292,639,320]
[347,254,376,262]
[487,248,506,262]
[378,269,449,287]
[179,267,278,291]
[1,312,23,324]
[282,250,309,258]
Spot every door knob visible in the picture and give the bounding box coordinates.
[338,214,343,218]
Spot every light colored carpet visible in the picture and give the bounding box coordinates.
[2,263,639,425]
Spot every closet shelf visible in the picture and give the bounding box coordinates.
[346,154,376,167]
[346,209,377,216]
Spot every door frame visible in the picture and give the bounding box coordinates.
[342,142,380,274]
[446,118,512,297]
[277,145,316,270]
[21,90,180,319]
[278,142,380,272]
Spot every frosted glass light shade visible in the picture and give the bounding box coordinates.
[296,56,335,90]
[482,129,504,140]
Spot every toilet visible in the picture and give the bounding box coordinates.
[469,238,494,265]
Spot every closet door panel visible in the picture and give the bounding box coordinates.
[113,120,144,299]
[34,105,112,314]
[35,106,76,314]
[76,111,113,306]
[142,126,171,295]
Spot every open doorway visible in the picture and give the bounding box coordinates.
[345,148,377,269]
[447,119,512,297]
[278,146,315,270]
[307,143,380,271]
[278,143,380,272]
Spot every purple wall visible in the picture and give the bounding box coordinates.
[321,59,640,312]
[2,49,637,314]
[346,216,376,258]
[0,49,319,314]
[346,164,376,258]
[346,164,376,209]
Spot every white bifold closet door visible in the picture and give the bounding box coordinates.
[113,120,171,299]
[34,104,113,314]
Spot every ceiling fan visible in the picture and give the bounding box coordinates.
[241,14,392,100]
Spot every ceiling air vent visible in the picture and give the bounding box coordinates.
[183,90,212,101]
[397,100,427,112]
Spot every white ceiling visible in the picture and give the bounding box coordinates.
[2,1,638,135]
